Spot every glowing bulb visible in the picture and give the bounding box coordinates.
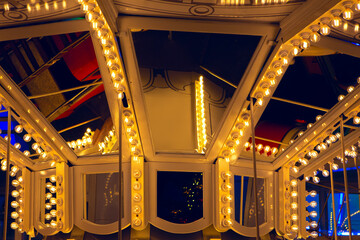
[310,32,320,43]
[310,221,318,228]
[45,203,52,210]
[12,180,20,187]
[291,166,299,173]
[309,211,317,218]
[310,231,318,238]
[292,46,300,56]
[354,116,360,124]
[291,224,299,232]
[309,201,317,208]
[291,202,298,209]
[49,186,56,193]
[320,24,330,35]
[308,190,317,197]
[11,190,19,198]
[14,125,23,133]
[300,39,310,49]
[291,191,298,198]
[343,8,353,20]
[23,150,30,157]
[347,86,355,93]
[10,222,18,229]
[45,213,52,220]
[50,220,57,228]
[332,16,342,27]
[49,175,56,183]
[291,214,298,221]
[355,24,359,32]
[222,207,232,216]
[290,179,297,187]
[11,201,19,208]
[322,170,329,177]
[11,211,19,219]
[313,176,320,184]
[46,193,52,200]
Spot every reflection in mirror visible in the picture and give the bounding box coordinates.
[157,171,203,224]
[234,176,266,226]
[84,172,122,224]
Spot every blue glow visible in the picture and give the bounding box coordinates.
[338,193,344,225]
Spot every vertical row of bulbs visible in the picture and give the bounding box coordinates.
[43,174,64,230]
[195,76,207,153]
[220,170,233,227]
[8,167,25,232]
[306,190,319,238]
[287,179,299,234]
[44,175,62,229]
[78,0,145,227]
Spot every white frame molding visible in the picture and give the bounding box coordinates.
[34,169,61,236]
[148,162,212,234]
[73,163,130,234]
[229,166,274,237]
[117,16,278,163]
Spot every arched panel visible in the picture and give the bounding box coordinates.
[148,162,212,233]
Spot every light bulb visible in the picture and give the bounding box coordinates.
[45,213,52,220]
[291,214,298,221]
[291,202,298,209]
[308,190,317,197]
[45,203,52,210]
[50,220,57,228]
[347,86,354,93]
[290,179,297,187]
[332,16,342,27]
[46,193,52,200]
[11,211,19,219]
[291,166,299,173]
[133,193,142,202]
[11,190,19,198]
[222,195,232,203]
[50,186,56,193]
[310,150,318,158]
[310,211,318,218]
[11,201,19,208]
[222,207,232,216]
[291,224,299,232]
[292,46,300,56]
[23,150,30,157]
[12,180,20,187]
[300,39,310,49]
[291,191,298,198]
[132,205,142,215]
[320,24,330,35]
[49,175,57,183]
[309,201,317,208]
[313,176,320,184]
[310,221,318,228]
[50,198,57,205]
[343,8,353,20]
[14,143,21,149]
[222,183,232,191]
[14,125,23,133]
[355,24,359,32]
[309,31,320,43]
[50,209,57,217]
[322,170,329,177]
[353,116,360,124]
[10,222,19,229]
[310,231,318,238]
[272,147,278,155]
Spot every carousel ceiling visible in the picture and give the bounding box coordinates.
[0,0,357,168]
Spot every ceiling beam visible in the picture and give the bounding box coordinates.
[0,19,89,42]
[277,0,342,43]
[313,36,360,59]
[272,86,360,170]
[296,127,360,178]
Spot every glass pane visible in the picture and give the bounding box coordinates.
[157,171,203,223]
[234,175,242,223]
[84,172,120,224]
[242,176,266,227]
